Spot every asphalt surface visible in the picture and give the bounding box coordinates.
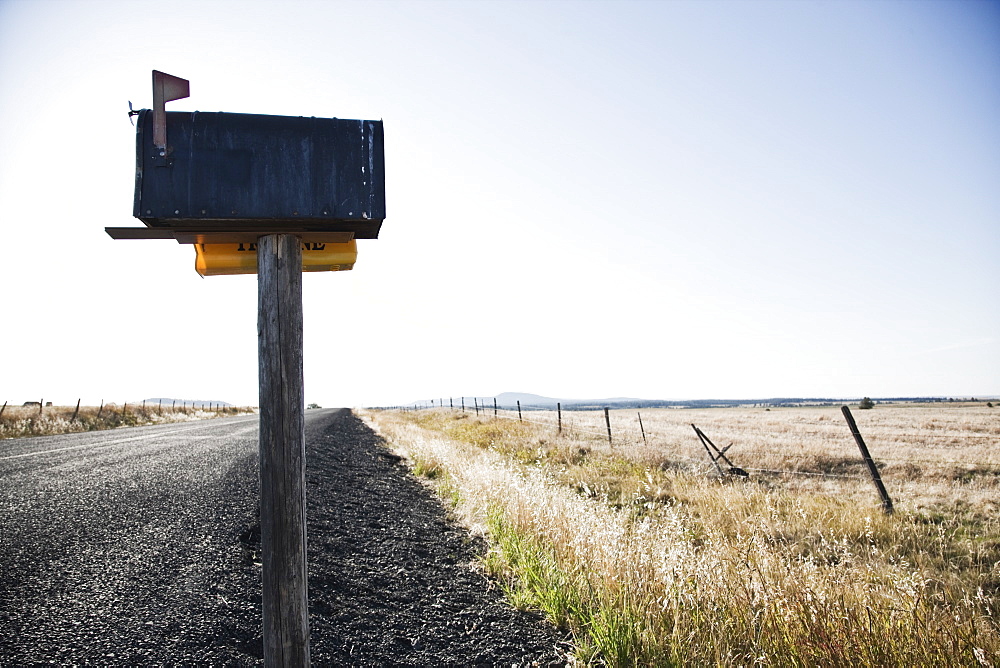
[0,409,564,666]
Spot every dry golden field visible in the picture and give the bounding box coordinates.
[0,402,254,439]
[364,402,999,667]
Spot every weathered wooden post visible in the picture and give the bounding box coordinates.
[110,70,385,667]
[841,405,893,514]
[604,407,612,444]
[557,402,562,434]
[258,234,310,665]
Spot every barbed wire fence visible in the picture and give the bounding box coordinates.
[370,397,999,496]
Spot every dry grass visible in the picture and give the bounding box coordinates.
[0,402,255,439]
[363,403,999,667]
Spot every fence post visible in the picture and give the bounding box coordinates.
[72,399,81,422]
[494,398,498,417]
[557,402,562,434]
[841,405,893,514]
[474,398,479,416]
[97,400,104,418]
[638,411,647,445]
[39,399,44,416]
[1,401,7,418]
[517,401,522,423]
[604,407,612,444]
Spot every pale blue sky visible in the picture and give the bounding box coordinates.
[0,0,997,407]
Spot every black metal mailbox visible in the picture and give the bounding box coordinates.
[133,110,385,239]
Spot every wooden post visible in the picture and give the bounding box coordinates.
[638,411,647,445]
[461,396,465,412]
[494,398,498,417]
[257,233,311,666]
[450,397,453,409]
[97,400,104,418]
[39,399,44,416]
[557,402,562,434]
[517,400,522,423]
[604,407,612,444]
[71,398,81,422]
[0,401,7,418]
[474,398,479,416]
[841,405,894,515]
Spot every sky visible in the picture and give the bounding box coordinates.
[0,0,997,408]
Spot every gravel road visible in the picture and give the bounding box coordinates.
[0,409,565,666]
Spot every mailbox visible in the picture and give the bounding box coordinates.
[131,109,385,240]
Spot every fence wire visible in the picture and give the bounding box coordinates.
[377,403,997,479]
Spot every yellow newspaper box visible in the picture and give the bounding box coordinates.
[195,240,357,276]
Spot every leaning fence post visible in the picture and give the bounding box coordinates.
[39,399,44,416]
[638,411,647,445]
[71,399,81,422]
[474,398,480,416]
[604,407,612,444]
[97,400,104,418]
[841,405,894,515]
[517,401,522,423]
[0,400,7,418]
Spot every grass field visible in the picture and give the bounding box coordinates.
[0,402,255,439]
[363,402,999,666]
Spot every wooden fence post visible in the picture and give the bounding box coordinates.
[97,400,104,418]
[557,402,562,434]
[257,233,311,666]
[461,397,465,412]
[39,399,44,416]
[841,405,893,515]
[71,399,81,422]
[638,411,647,445]
[494,398,498,417]
[604,407,612,444]
[517,400,522,423]
[0,401,7,418]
